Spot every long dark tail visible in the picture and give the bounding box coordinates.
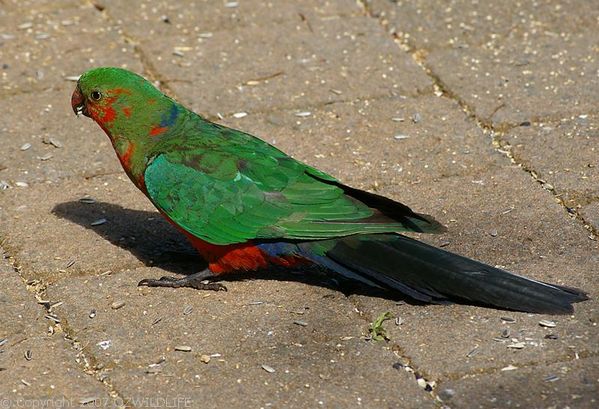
[301,234,588,314]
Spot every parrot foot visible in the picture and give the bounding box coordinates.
[138,270,227,292]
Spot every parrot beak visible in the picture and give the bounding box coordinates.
[71,86,88,117]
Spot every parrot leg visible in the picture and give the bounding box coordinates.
[138,269,227,291]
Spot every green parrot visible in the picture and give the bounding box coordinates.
[71,67,587,314]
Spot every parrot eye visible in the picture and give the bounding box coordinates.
[90,90,102,101]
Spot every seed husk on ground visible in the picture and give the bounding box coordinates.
[466,346,479,357]
[293,320,308,327]
[43,137,63,148]
[111,300,125,310]
[539,320,557,328]
[91,218,107,226]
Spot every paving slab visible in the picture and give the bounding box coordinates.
[129,15,433,115]
[100,0,363,38]
[370,0,599,125]
[437,357,598,408]
[0,253,111,405]
[0,3,142,97]
[502,114,599,230]
[1,0,81,12]
[424,36,599,126]
[369,0,599,51]
[44,268,436,408]
[353,293,597,380]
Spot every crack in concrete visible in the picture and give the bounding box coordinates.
[2,250,131,408]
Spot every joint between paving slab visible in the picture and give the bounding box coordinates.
[491,135,599,239]
[1,248,132,407]
[59,320,132,408]
[493,115,599,239]
[389,343,442,405]
[347,295,441,404]
[128,41,179,99]
[358,2,511,136]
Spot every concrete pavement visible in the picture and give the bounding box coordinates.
[0,1,597,408]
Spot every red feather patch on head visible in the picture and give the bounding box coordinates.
[108,87,132,96]
[90,88,132,125]
[100,105,117,123]
[89,96,118,125]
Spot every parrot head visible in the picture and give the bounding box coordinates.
[71,67,177,141]
[72,67,184,183]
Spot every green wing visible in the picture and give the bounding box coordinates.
[144,125,440,245]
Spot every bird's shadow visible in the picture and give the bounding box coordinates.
[52,200,416,302]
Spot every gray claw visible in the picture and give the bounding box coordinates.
[138,275,227,292]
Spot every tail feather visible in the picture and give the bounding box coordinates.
[302,234,587,314]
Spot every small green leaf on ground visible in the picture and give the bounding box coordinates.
[369,311,393,341]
